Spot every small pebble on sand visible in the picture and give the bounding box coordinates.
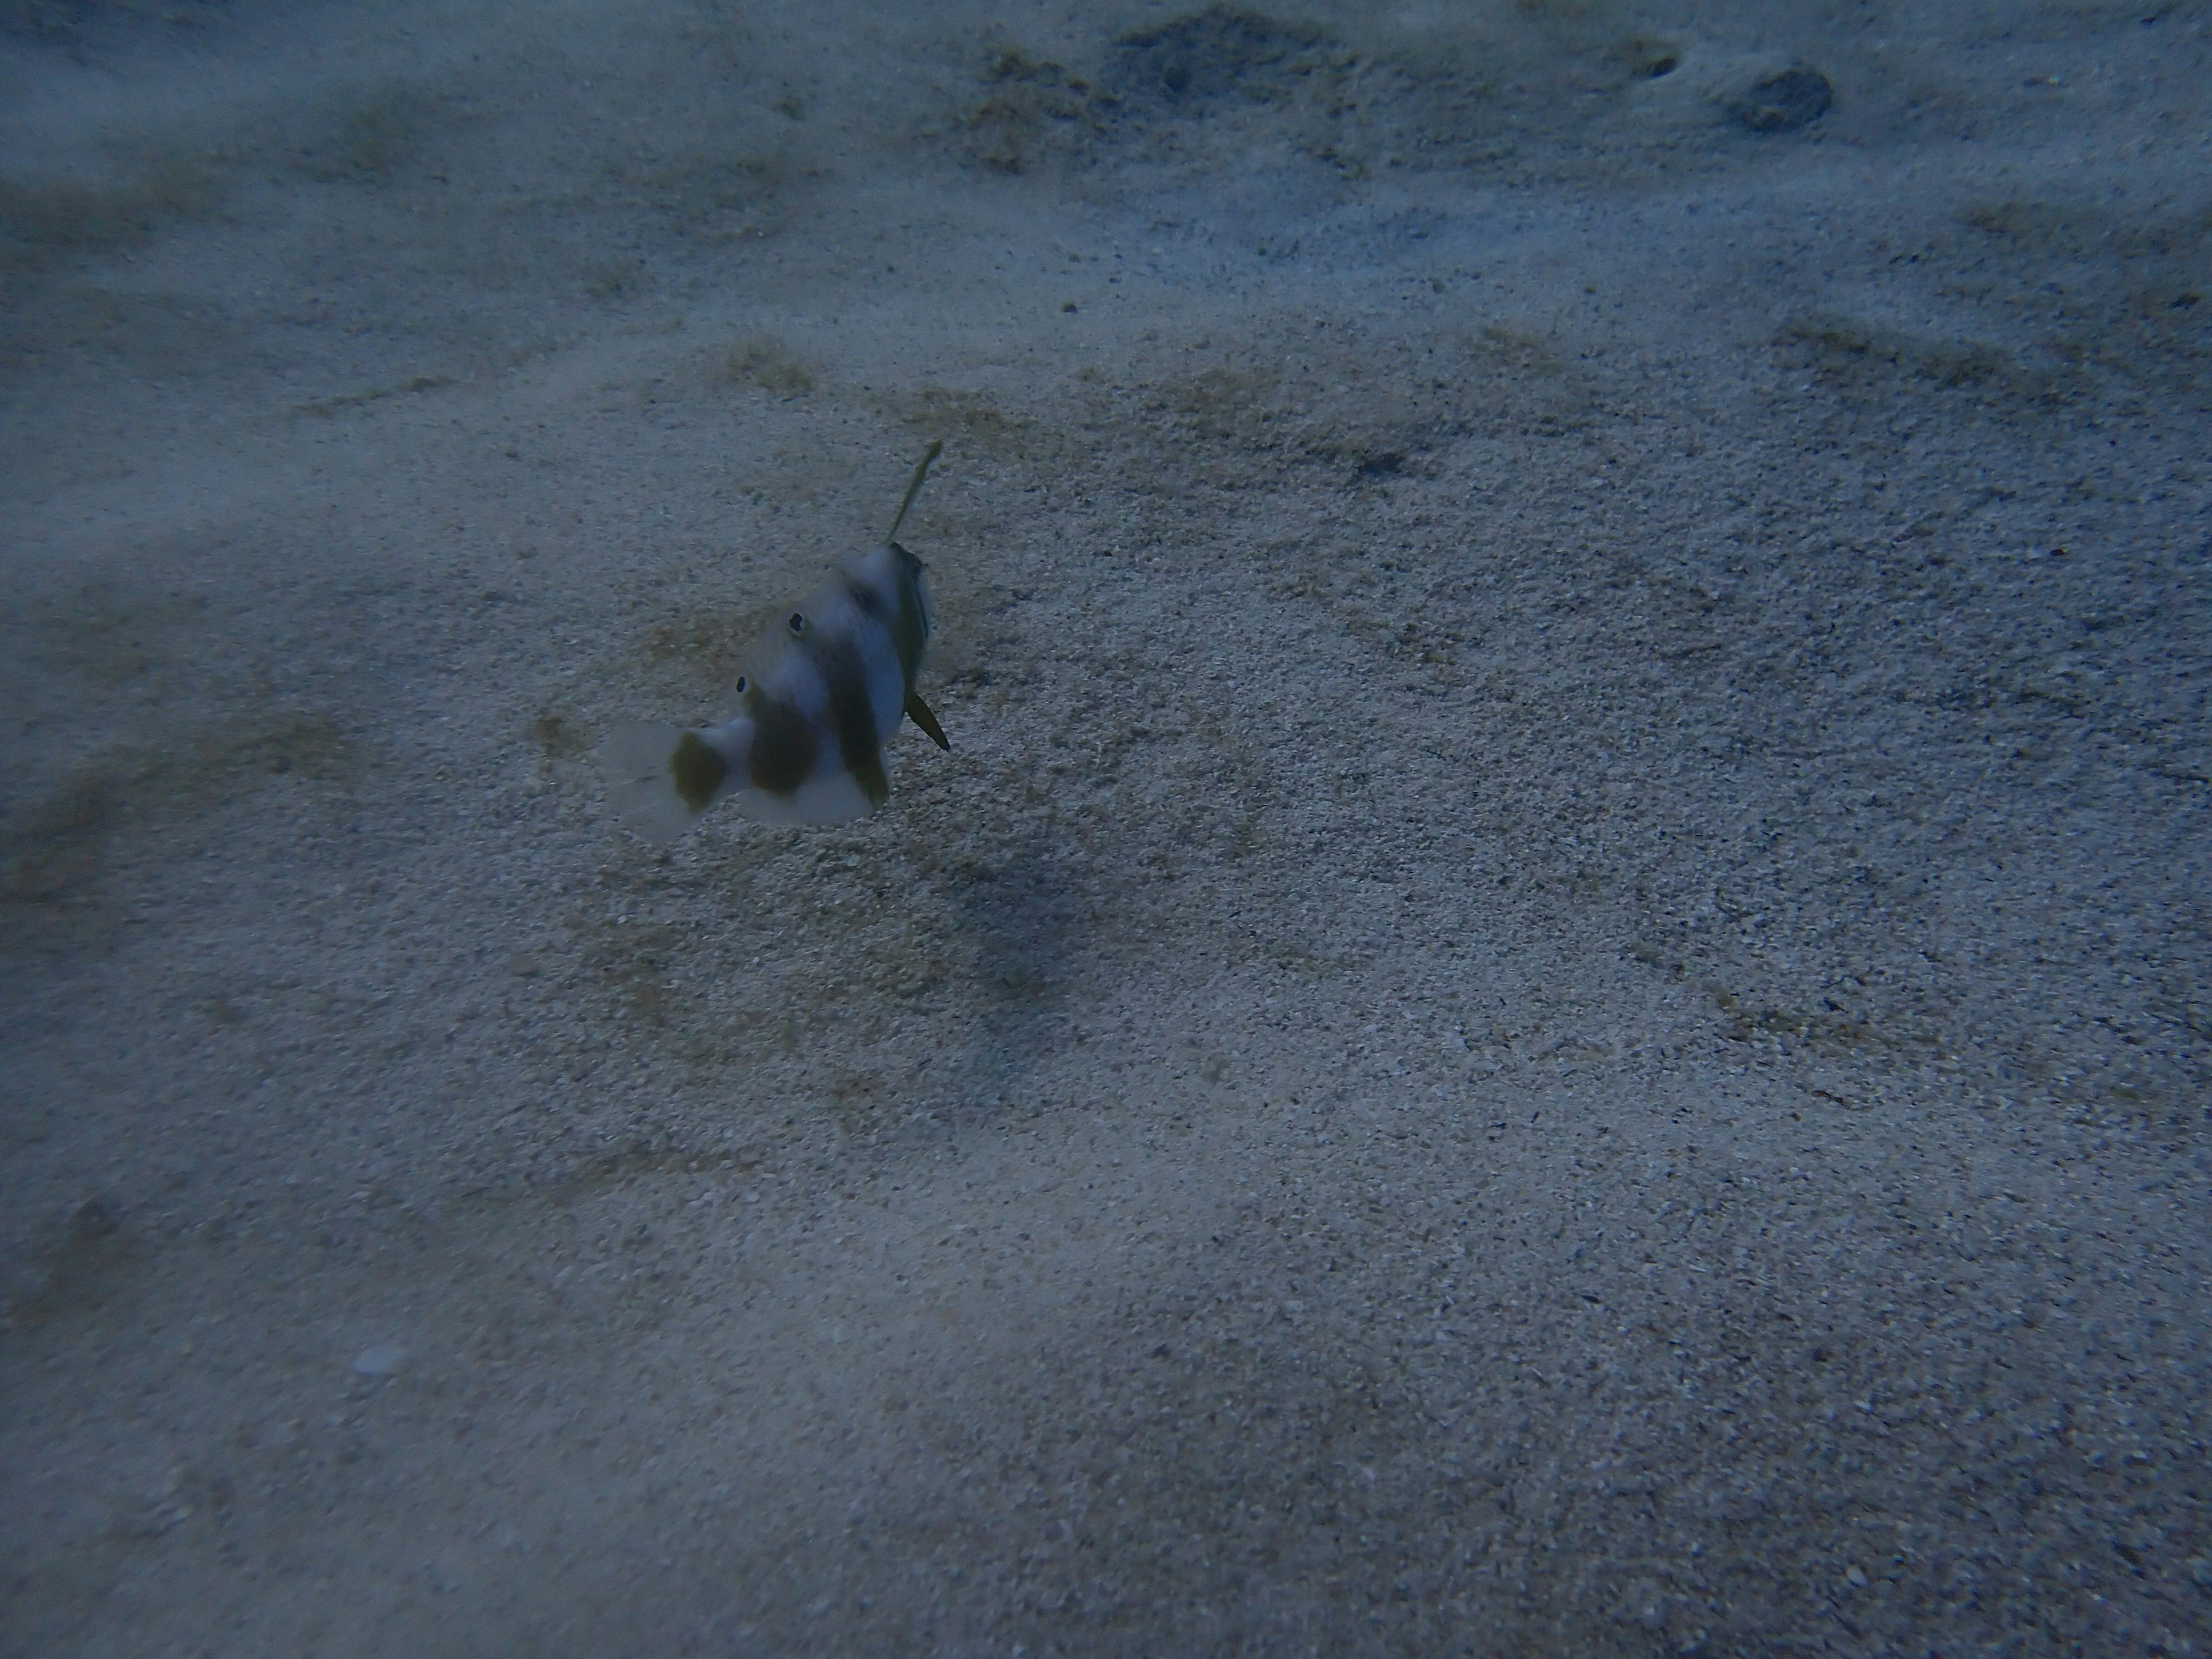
[351,1343,406,1377]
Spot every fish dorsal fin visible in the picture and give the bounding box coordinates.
[885,438,942,544]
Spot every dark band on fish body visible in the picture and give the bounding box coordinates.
[885,543,929,685]
[748,696,819,796]
[671,729,727,812]
[849,752,891,808]
[814,632,891,804]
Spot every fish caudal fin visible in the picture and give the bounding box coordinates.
[601,720,718,844]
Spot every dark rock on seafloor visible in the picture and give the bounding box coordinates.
[1729,66,1834,133]
[1115,6,1335,109]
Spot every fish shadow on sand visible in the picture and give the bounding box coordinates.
[935,834,1092,1115]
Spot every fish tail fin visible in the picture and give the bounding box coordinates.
[600,720,714,844]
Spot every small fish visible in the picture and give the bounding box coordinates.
[601,441,950,842]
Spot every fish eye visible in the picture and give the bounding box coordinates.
[734,675,749,694]
[787,612,805,635]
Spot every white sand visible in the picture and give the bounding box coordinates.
[4,1,2209,1652]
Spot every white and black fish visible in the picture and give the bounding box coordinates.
[601,441,950,843]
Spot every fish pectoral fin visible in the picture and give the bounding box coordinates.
[904,691,950,751]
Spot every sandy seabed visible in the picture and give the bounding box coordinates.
[3,1,2209,1654]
